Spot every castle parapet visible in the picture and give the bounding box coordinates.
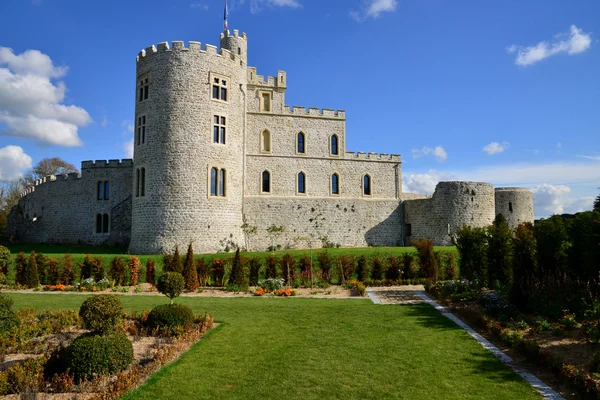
[220,29,247,40]
[81,159,133,169]
[282,105,345,119]
[136,41,241,63]
[247,67,287,88]
[345,152,401,161]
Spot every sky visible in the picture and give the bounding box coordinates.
[0,0,598,218]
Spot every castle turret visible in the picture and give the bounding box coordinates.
[494,187,534,229]
[129,36,248,254]
[220,29,247,66]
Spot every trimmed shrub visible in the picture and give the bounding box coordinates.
[355,282,366,297]
[80,254,94,280]
[15,252,27,286]
[24,251,40,288]
[79,295,124,334]
[47,258,60,285]
[183,243,199,291]
[356,255,368,282]
[0,294,18,335]
[317,251,333,283]
[385,256,401,281]
[370,255,384,280]
[228,248,248,290]
[171,245,183,274]
[63,332,133,381]
[297,254,311,284]
[0,246,10,275]
[211,259,227,286]
[128,256,140,286]
[338,255,355,282]
[61,254,75,285]
[265,254,278,279]
[196,258,209,287]
[35,252,49,285]
[413,239,438,282]
[248,257,261,286]
[279,253,294,285]
[0,293,13,309]
[146,259,156,285]
[146,304,194,336]
[162,254,173,272]
[454,226,488,285]
[157,272,185,304]
[434,251,445,279]
[401,253,415,279]
[91,256,105,282]
[510,222,537,311]
[487,214,513,287]
[443,252,459,280]
[108,257,127,286]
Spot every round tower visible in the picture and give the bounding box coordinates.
[129,33,248,254]
[220,30,247,66]
[494,187,534,229]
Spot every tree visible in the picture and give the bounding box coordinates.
[454,226,488,286]
[23,157,78,186]
[487,214,513,287]
[24,251,40,288]
[594,189,600,210]
[183,243,199,291]
[0,180,25,238]
[228,248,248,290]
[510,222,537,311]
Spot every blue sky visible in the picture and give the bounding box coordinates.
[0,0,598,218]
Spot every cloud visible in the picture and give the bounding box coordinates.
[411,146,448,163]
[101,116,108,127]
[121,120,134,134]
[507,25,592,66]
[122,139,134,159]
[0,47,91,146]
[239,0,301,13]
[532,184,594,217]
[190,3,209,10]
[403,169,456,194]
[577,154,600,161]
[0,145,33,181]
[483,141,510,155]
[350,0,397,21]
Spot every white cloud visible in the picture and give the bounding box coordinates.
[556,142,562,149]
[507,25,592,67]
[483,141,510,155]
[0,47,91,146]
[121,120,134,134]
[101,116,108,127]
[190,3,209,10]
[411,146,447,163]
[578,154,600,161]
[122,139,134,159]
[0,145,33,181]
[239,0,301,13]
[532,184,594,217]
[403,169,456,194]
[350,0,397,21]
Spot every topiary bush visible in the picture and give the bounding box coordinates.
[317,251,333,283]
[63,332,133,380]
[356,255,368,282]
[370,255,384,281]
[35,252,49,285]
[146,304,194,336]
[108,256,127,286]
[196,258,209,287]
[247,257,261,286]
[279,253,294,285]
[157,272,185,304]
[0,246,10,275]
[15,252,27,286]
[47,258,60,285]
[146,258,156,286]
[0,293,13,310]
[79,295,124,334]
[24,251,40,288]
[385,255,401,281]
[211,259,227,286]
[264,255,278,279]
[128,256,140,286]
[413,239,439,282]
[228,248,248,290]
[61,254,75,285]
[183,243,199,291]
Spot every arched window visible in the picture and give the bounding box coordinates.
[261,130,271,153]
[104,181,110,200]
[331,135,339,155]
[98,181,109,200]
[96,214,102,234]
[97,181,104,200]
[219,169,226,196]
[210,167,218,196]
[298,172,306,194]
[96,213,109,234]
[262,170,271,193]
[297,132,305,154]
[102,213,109,233]
[135,169,146,197]
[136,169,140,197]
[140,168,146,196]
[210,167,226,197]
[331,173,339,195]
[363,175,371,196]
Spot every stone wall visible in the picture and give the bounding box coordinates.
[494,187,534,229]
[243,197,402,251]
[403,181,496,245]
[7,160,133,246]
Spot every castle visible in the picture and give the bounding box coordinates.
[7,28,534,254]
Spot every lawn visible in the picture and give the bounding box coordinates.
[7,293,540,399]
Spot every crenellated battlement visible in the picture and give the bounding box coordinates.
[344,152,401,162]
[136,41,242,63]
[282,106,346,119]
[247,67,287,88]
[81,159,133,169]
[220,29,247,40]
[20,173,82,198]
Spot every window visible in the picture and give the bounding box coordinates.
[138,77,149,102]
[331,173,339,195]
[297,172,306,194]
[331,134,339,155]
[212,76,228,101]
[297,132,305,154]
[363,175,371,196]
[97,181,109,200]
[213,115,226,144]
[509,202,513,213]
[262,170,270,193]
[238,47,241,55]
[210,167,226,197]
[260,92,272,112]
[405,224,412,236]
[137,116,146,145]
[136,168,146,197]
[96,213,109,234]
[261,130,271,153]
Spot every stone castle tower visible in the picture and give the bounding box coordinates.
[129,30,249,254]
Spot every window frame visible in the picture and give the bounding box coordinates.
[212,115,227,144]
[135,167,146,198]
[137,115,146,145]
[97,181,110,200]
[362,174,372,197]
[208,166,227,199]
[259,90,273,113]
[260,129,272,153]
[261,170,271,194]
[296,132,306,155]
[95,213,110,234]
[210,72,230,103]
[331,173,340,196]
[297,171,307,195]
[330,134,339,156]
[138,76,149,103]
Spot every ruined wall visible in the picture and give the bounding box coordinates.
[7,160,133,246]
[403,181,496,245]
[243,197,402,251]
[494,187,534,229]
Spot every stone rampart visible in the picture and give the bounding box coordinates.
[494,187,534,229]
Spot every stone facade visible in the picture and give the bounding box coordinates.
[7,28,534,253]
[494,188,535,230]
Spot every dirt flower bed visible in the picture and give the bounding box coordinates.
[0,306,215,399]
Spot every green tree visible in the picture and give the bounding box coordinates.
[229,248,248,290]
[172,245,183,274]
[454,226,488,286]
[15,252,27,286]
[183,243,199,291]
[510,222,537,311]
[487,214,513,287]
[24,251,40,288]
[413,239,438,282]
[355,255,369,282]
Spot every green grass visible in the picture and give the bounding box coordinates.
[7,293,539,400]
